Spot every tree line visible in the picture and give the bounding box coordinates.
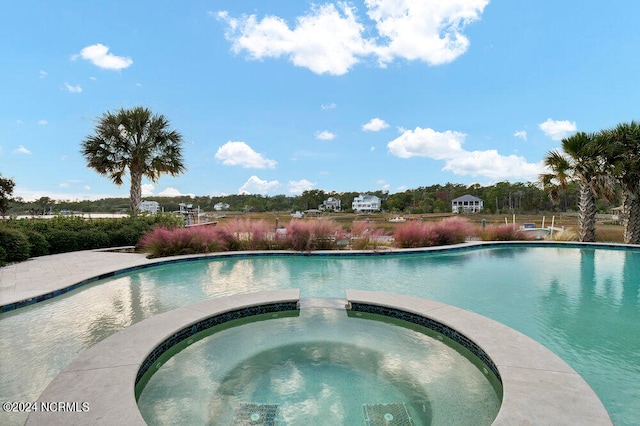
[3,180,604,216]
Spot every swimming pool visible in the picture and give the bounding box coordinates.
[1,243,638,424]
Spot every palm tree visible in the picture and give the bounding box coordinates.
[603,121,640,244]
[539,132,612,242]
[81,107,186,216]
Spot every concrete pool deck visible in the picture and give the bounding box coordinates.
[1,245,621,424]
[0,248,156,308]
[24,289,612,425]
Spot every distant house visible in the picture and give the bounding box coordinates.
[352,194,381,212]
[213,202,230,211]
[139,200,160,214]
[452,195,483,213]
[320,197,341,211]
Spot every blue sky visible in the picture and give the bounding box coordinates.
[2,1,639,202]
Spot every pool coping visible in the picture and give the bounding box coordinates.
[26,289,612,425]
[346,290,612,425]
[3,240,639,312]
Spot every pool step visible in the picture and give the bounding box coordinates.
[363,403,415,426]
[232,403,279,425]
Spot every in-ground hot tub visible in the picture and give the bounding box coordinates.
[136,298,502,425]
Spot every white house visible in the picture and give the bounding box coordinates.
[352,194,381,212]
[213,202,230,211]
[139,200,160,214]
[452,195,483,213]
[320,197,341,211]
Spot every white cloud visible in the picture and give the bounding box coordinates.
[321,103,337,110]
[216,0,488,75]
[141,184,155,197]
[315,130,336,140]
[16,119,24,125]
[215,141,277,169]
[13,145,32,154]
[387,127,464,159]
[74,43,133,70]
[288,179,316,194]
[514,130,527,141]
[38,120,48,126]
[158,187,194,197]
[362,117,389,132]
[84,185,91,191]
[387,127,544,181]
[39,70,47,79]
[238,175,281,195]
[217,4,370,75]
[64,83,82,93]
[442,150,543,181]
[12,186,122,202]
[59,183,69,188]
[377,179,390,190]
[538,118,577,141]
[370,146,376,151]
[365,0,489,66]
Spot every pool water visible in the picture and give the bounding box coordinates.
[136,309,501,425]
[1,245,638,425]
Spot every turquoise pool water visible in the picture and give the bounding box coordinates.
[136,309,501,425]
[0,245,638,425]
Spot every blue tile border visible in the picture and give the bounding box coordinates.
[135,301,299,385]
[349,302,501,382]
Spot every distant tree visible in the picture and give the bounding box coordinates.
[604,121,640,244]
[81,106,186,216]
[0,175,15,217]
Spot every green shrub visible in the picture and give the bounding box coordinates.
[77,229,110,250]
[48,215,87,231]
[46,230,79,254]
[25,230,49,257]
[0,246,6,265]
[110,226,142,247]
[0,227,31,262]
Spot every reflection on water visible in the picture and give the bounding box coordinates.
[536,249,640,424]
[0,246,639,425]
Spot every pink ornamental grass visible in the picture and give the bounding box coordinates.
[430,217,476,245]
[219,219,275,250]
[139,226,225,258]
[479,224,532,241]
[393,220,433,248]
[285,219,342,251]
[349,220,386,250]
[394,217,475,248]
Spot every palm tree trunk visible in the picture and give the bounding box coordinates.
[621,189,640,244]
[130,169,142,217]
[578,182,597,242]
